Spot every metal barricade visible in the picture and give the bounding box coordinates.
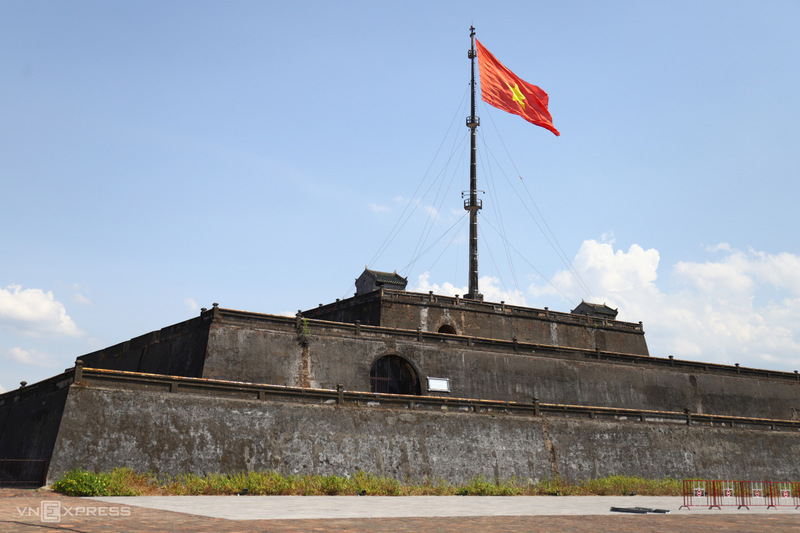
[737,479,755,509]
[715,480,737,508]
[681,479,708,509]
[734,480,750,509]
[771,481,794,509]
[794,482,800,509]
[682,479,800,510]
[751,481,769,508]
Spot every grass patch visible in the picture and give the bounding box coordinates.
[50,468,152,497]
[50,469,681,497]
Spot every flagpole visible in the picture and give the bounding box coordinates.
[465,26,483,301]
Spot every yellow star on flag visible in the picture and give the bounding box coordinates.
[507,82,526,110]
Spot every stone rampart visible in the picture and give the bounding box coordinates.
[204,309,800,420]
[46,369,800,484]
[302,290,650,356]
[36,308,800,421]
[0,371,73,481]
[76,313,211,377]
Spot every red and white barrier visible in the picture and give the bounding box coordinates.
[681,479,800,510]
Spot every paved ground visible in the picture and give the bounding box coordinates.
[2,489,799,532]
[92,494,799,519]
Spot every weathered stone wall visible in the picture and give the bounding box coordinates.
[380,297,649,356]
[47,382,800,484]
[303,291,650,356]
[76,314,211,377]
[0,371,73,483]
[202,314,305,385]
[303,296,383,327]
[41,308,799,422]
[203,312,800,420]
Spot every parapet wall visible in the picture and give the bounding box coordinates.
[76,314,211,377]
[38,307,800,421]
[204,309,800,420]
[0,371,73,482]
[46,370,800,484]
[303,290,650,356]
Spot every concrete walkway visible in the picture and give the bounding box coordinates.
[90,495,799,520]
[4,490,800,532]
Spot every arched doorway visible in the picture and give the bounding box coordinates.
[438,324,457,335]
[370,355,420,395]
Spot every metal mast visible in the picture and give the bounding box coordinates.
[464,26,483,301]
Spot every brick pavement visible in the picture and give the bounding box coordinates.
[2,489,799,532]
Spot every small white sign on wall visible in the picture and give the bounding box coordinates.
[427,377,450,392]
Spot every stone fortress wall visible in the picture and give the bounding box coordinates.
[2,294,799,485]
[44,369,800,484]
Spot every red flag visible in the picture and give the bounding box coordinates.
[475,39,560,136]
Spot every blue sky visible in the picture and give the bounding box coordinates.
[2,1,799,393]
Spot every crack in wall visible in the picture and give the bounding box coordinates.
[300,344,311,388]
[540,415,559,479]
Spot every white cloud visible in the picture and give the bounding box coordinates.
[86,337,106,350]
[539,239,661,299]
[2,347,58,368]
[529,239,663,323]
[411,272,527,306]
[410,272,464,297]
[0,284,82,337]
[705,242,732,253]
[412,240,800,371]
[529,240,800,371]
[58,282,93,305]
[369,203,390,213]
[0,384,5,394]
[746,250,800,294]
[391,196,440,220]
[184,298,200,312]
[72,293,93,305]
[423,205,439,218]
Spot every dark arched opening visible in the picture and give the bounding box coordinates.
[438,324,457,335]
[370,355,420,395]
